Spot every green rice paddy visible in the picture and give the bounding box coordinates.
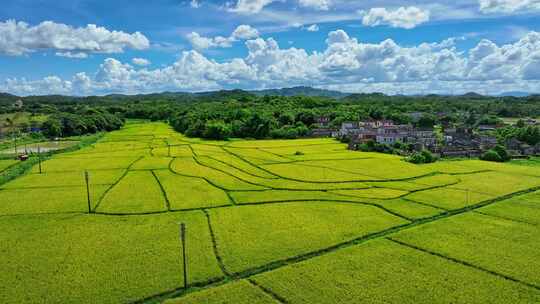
[1,122,539,303]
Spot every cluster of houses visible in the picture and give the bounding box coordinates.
[312,116,540,158]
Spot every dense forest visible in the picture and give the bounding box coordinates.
[1,89,540,141]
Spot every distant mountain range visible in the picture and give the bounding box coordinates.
[250,86,349,98]
[0,87,537,101]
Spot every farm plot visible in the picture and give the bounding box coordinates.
[31,156,139,173]
[1,169,124,189]
[406,171,540,209]
[170,157,267,191]
[0,212,222,304]
[154,170,231,210]
[392,212,540,287]
[207,202,408,273]
[0,159,18,172]
[249,239,540,304]
[96,171,167,214]
[368,174,460,191]
[131,156,172,170]
[0,186,109,215]
[165,280,277,304]
[262,158,434,181]
[196,156,371,190]
[479,190,540,225]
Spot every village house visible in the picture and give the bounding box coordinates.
[316,116,331,128]
[13,99,24,109]
[311,116,335,137]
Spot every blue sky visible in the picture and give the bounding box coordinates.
[1,0,540,95]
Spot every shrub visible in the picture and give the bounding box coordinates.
[406,150,437,164]
[407,153,426,164]
[481,150,503,162]
[493,145,510,162]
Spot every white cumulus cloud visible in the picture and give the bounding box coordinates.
[298,0,331,10]
[0,20,150,57]
[4,30,540,96]
[479,0,540,13]
[132,58,151,66]
[306,24,320,32]
[362,7,430,29]
[228,0,276,14]
[187,25,259,50]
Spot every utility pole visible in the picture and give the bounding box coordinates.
[180,223,187,289]
[38,145,42,174]
[85,171,92,213]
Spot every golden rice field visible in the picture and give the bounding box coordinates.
[1,122,539,304]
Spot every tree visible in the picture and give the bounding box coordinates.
[417,114,437,128]
[42,117,62,137]
[493,145,510,162]
[480,150,503,162]
[203,121,231,140]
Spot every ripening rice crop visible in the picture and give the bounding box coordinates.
[32,156,140,173]
[405,187,493,209]
[368,174,460,191]
[190,144,227,157]
[259,143,347,157]
[164,280,276,304]
[259,162,369,182]
[367,198,444,220]
[229,190,357,204]
[227,138,337,148]
[0,185,109,215]
[207,202,408,273]
[330,188,409,199]
[263,158,433,181]
[209,153,277,179]
[154,170,231,210]
[131,156,172,170]
[0,211,223,304]
[2,169,124,189]
[96,171,167,214]
[0,159,18,172]
[478,190,540,225]
[250,239,540,304]
[392,212,540,287]
[152,145,193,158]
[224,147,291,164]
[170,157,267,191]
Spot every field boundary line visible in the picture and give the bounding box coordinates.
[167,157,240,205]
[92,156,144,212]
[401,197,450,211]
[202,209,232,277]
[208,153,280,179]
[247,279,289,304]
[136,185,540,304]
[386,237,540,291]
[151,170,171,211]
[472,211,538,226]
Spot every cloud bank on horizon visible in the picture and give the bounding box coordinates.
[0,0,540,96]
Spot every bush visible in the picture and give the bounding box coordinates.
[421,150,436,163]
[493,145,510,162]
[407,153,426,164]
[406,150,437,164]
[481,150,503,162]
